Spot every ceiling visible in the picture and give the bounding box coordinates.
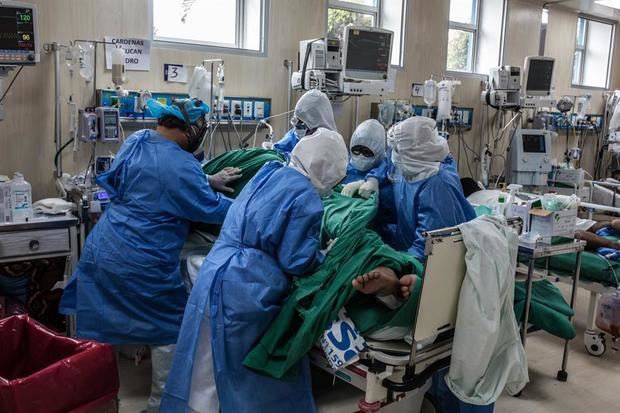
[542,0,620,20]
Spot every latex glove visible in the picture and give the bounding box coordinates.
[208,167,242,194]
[358,177,379,199]
[321,238,338,255]
[341,180,364,197]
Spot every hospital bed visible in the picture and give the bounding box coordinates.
[546,200,620,357]
[310,218,523,413]
[586,180,620,210]
[469,188,620,357]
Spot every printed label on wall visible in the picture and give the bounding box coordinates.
[164,64,188,83]
[104,37,151,71]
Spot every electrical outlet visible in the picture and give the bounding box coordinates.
[254,101,265,119]
[243,101,254,119]
[232,100,242,118]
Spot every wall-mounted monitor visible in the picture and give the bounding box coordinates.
[523,56,555,96]
[342,26,393,82]
[0,1,39,65]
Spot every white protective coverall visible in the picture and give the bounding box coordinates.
[446,214,528,405]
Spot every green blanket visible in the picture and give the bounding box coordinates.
[202,148,285,198]
[547,249,620,287]
[514,279,576,340]
[200,149,424,380]
[243,193,423,380]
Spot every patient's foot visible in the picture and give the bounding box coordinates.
[400,275,417,300]
[352,266,400,297]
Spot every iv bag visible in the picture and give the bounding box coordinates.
[575,95,591,121]
[188,66,212,104]
[423,79,437,107]
[437,80,452,121]
[65,45,80,73]
[378,101,395,129]
[77,42,95,83]
[112,46,126,86]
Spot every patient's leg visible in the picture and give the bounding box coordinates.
[575,230,620,250]
[352,266,401,297]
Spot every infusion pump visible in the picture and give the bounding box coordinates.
[78,107,120,142]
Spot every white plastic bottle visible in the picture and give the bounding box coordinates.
[0,175,12,223]
[11,173,33,222]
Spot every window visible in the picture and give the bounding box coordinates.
[327,0,407,67]
[572,16,615,89]
[447,0,505,75]
[447,0,479,72]
[151,0,267,54]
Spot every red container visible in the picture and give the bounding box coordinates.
[0,315,119,413]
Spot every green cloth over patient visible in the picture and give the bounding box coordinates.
[547,248,620,286]
[514,279,576,340]
[243,193,423,380]
[202,148,285,198]
[200,149,424,379]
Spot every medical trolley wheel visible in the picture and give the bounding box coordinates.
[584,330,606,357]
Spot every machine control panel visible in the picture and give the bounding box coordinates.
[0,2,39,65]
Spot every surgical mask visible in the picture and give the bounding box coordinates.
[291,116,308,139]
[351,154,376,172]
[295,126,308,138]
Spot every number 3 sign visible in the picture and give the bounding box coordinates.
[164,64,188,83]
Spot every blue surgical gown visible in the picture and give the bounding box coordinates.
[162,161,324,413]
[59,129,233,345]
[391,157,476,259]
[273,127,299,156]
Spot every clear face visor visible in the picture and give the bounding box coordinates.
[291,116,308,136]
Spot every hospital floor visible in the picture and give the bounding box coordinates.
[117,284,620,413]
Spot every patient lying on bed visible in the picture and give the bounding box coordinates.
[575,219,620,260]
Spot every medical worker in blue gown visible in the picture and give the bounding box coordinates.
[60,98,241,413]
[273,89,337,155]
[387,116,476,260]
[161,128,349,413]
[339,119,398,243]
[341,119,388,199]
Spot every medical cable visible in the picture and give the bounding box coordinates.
[54,138,75,175]
[227,112,242,147]
[251,109,295,148]
[0,66,24,104]
[494,111,522,144]
[206,121,221,160]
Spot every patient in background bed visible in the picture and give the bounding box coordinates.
[575,219,620,255]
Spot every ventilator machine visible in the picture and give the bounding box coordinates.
[293,26,393,97]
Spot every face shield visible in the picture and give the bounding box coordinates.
[349,119,386,172]
[290,116,312,139]
[172,99,210,153]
